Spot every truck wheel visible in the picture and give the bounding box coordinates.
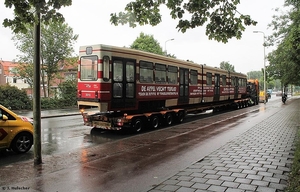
[11,132,33,153]
[132,118,143,133]
[150,116,159,129]
[165,113,173,126]
[177,111,184,123]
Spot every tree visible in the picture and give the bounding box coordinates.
[130,32,164,55]
[247,71,262,80]
[220,61,235,72]
[3,0,72,165]
[266,1,300,86]
[110,0,257,43]
[13,20,78,97]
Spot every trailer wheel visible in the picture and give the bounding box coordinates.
[132,118,143,133]
[177,111,184,124]
[150,115,160,129]
[165,113,173,126]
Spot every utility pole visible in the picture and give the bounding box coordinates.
[253,31,266,104]
[33,2,42,165]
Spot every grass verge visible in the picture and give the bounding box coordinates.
[285,126,300,192]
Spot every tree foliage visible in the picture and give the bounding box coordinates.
[12,20,78,97]
[247,71,262,80]
[266,1,300,86]
[110,0,257,43]
[130,32,164,55]
[220,61,235,72]
[3,0,72,33]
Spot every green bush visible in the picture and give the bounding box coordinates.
[41,97,59,109]
[58,79,77,106]
[0,80,78,110]
[0,84,31,110]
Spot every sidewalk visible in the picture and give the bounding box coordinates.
[148,99,299,192]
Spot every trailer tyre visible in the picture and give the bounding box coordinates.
[150,115,160,129]
[177,111,184,124]
[132,118,143,133]
[165,113,173,126]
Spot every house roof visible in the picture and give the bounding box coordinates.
[0,60,19,76]
[0,60,77,77]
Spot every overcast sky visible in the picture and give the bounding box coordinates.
[0,0,285,74]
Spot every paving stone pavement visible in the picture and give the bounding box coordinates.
[148,100,299,192]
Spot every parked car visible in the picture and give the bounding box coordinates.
[0,104,34,153]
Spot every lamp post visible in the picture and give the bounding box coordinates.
[253,31,266,104]
[164,38,174,55]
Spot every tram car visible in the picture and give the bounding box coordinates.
[78,44,250,132]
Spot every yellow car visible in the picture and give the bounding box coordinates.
[0,105,34,153]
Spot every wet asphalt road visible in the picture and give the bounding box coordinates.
[0,95,285,192]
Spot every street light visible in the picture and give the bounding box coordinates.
[164,38,174,55]
[253,30,266,104]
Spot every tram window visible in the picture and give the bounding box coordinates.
[206,72,212,86]
[113,61,123,81]
[214,74,220,85]
[103,56,109,81]
[235,77,239,86]
[126,61,134,82]
[80,56,98,81]
[126,83,134,98]
[185,70,189,84]
[231,76,235,86]
[113,83,122,98]
[221,75,226,86]
[180,85,184,96]
[190,70,198,85]
[168,66,178,84]
[155,63,166,83]
[239,78,246,87]
[140,61,153,83]
[239,78,242,87]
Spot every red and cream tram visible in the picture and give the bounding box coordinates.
[78,44,249,132]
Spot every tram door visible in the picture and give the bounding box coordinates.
[111,57,136,109]
[178,68,189,104]
[233,76,239,99]
[213,74,220,101]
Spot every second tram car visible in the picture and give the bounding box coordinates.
[78,44,250,132]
